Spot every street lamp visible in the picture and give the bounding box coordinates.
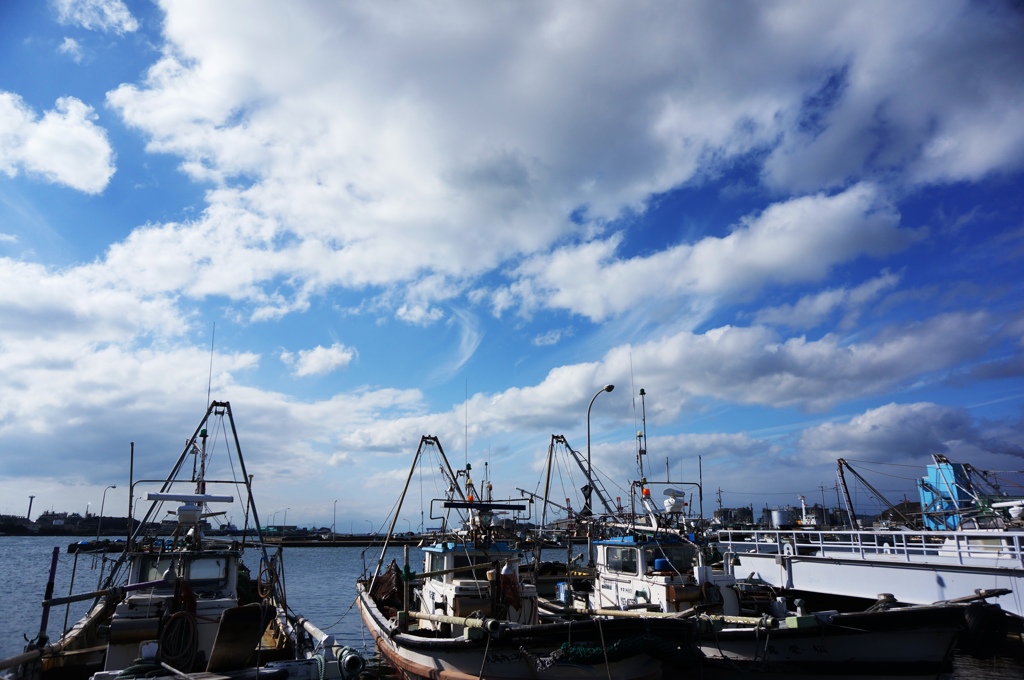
[585,384,614,516]
[96,485,116,541]
[333,500,338,541]
[403,518,411,534]
[365,519,373,535]
[283,508,290,528]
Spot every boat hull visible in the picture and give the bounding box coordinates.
[717,528,1024,620]
[357,584,695,680]
[696,598,964,675]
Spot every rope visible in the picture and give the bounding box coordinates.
[596,616,611,680]
[476,629,492,680]
[160,611,197,672]
[258,557,279,599]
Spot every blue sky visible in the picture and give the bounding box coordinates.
[1,0,1023,530]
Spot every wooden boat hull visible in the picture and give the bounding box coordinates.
[357,583,695,680]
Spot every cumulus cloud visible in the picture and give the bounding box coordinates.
[93,2,1020,321]
[580,310,1005,416]
[2,0,1022,525]
[798,402,1024,464]
[762,2,1024,190]
[52,0,139,34]
[501,184,917,322]
[280,343,357,377]
[0,93,115,193]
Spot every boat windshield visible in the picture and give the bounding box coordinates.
[605,546,639,574]
[138,555,231,589]
[643,545,694,572]
[960,515,1006,531]
[426,550,494,581]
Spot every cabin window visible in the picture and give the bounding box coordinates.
[606,547,638,574]
[427,552,446,581]
[139,556,178,586]
[187,557,229,587]
[454,554,490,579]
[643,545,693,572]
[961,516,1005,531]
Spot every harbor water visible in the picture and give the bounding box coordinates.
[2,536,1022,679]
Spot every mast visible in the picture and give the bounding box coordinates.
[837,459,858,529]
[637,388,648,479]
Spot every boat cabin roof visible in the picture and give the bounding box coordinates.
[594,534,692,547]
[421,540,517,554]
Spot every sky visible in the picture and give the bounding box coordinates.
[1,0,1023,532]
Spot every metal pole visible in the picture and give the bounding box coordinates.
[585,384,614,516]
[96,485,116,541]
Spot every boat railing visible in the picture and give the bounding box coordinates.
[716,528,1024,568]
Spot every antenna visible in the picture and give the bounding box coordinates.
[465,379,468,466]
[206,322,216,407]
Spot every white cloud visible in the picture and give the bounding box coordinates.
[502,184,917,322]
[53,0,139,34]
[58,37,83,63]
[1,1,1021,525]
[754,270,902,329]
[797,402,1024,464]
[588,311,1005,415]
[761,2,1024,190]
[532,329,566,347]
[90,2,1022,322]
[434,308,483,381]
[0,93,115,193]
[281,343,357,377]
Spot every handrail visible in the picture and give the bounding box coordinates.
[716,527,1024,567]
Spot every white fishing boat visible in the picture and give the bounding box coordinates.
[356,435,703,680]
[715,455,1023,634]
[1,401,364,680]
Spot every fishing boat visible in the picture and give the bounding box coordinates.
[588,526,968,676]
[0,401,364,680]
[715,455,1023,634]
[356,435,703,680]
[561,415,980,676]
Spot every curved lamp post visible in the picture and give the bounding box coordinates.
[585,384,614,515]
[333,499,338,541]
[97,485,116,541]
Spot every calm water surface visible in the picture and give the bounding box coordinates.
[2,537,1022,679]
